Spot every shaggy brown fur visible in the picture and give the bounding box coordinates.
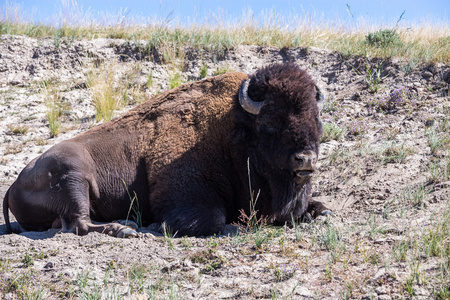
[3,63,329,237]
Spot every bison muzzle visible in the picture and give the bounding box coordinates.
[3,62,331,237]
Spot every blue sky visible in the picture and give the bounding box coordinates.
[4,0,449,26]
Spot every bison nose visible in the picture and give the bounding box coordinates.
[290,151,317,177]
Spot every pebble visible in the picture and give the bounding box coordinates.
[421,71,433,79]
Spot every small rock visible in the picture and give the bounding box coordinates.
[44,261,54,269]
[63,269,74,278]
[421,71,433,79]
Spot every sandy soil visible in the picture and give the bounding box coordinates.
[0,35,449,299]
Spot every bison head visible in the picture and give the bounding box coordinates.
[234,62,324,222]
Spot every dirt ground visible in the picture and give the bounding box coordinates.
[0,35,449,299]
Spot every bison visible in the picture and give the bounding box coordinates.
[3,62,330,237]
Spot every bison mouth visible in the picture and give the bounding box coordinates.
[293,170,314,183]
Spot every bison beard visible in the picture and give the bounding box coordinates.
[3,62,331,237]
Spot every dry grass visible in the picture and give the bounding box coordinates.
[39,79,63,137]
[1,1,449,64]
[86,63,124,122]
[86,62,146,122]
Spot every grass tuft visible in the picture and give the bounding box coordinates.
[86,64,123,122]
[7,124,29,135]
[169,71,183,89]
[380,142,414,164]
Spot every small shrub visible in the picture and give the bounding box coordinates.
[180,237,192,249]
[380,142,414,164]
[323,146,351,166]
[322,99,346,123]
[189,249,227,275]
[53,28,64,48]
[0,157,9,165]
[322,98,341,114]
[128,264,147,294]
[380,126,400,140]
[169,72,183,89]
[364,61,386,93]
[21,253,34,267]
[161,222,175,250]
[40,80,63,137]
[317,222,346,263]
[350,60,386,93]
[273,263,299,282]
[233,159,268,234]
[365,29,402,48]
[321,122,346,142]
[347,119,368,137]
[393,240,410,262]
[200,64,208,79]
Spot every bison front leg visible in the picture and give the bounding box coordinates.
[305,199,332,221]
[160,204,227,237]
[72,221,138,238]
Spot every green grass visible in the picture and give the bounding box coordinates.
[316,222,347,263]
[396,183,432,208]
[146,70,153,88]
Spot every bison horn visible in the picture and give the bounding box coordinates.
[239,79,264,115]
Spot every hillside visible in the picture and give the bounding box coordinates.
[0,34,449,299]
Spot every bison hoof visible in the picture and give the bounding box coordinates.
[117,220,139,230]
[320,210,333,216]
[117,227,138,238]
[302,212,313,223]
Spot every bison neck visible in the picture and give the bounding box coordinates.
[231,156,311,224]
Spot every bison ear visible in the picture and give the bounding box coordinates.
[315,85,325,112]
